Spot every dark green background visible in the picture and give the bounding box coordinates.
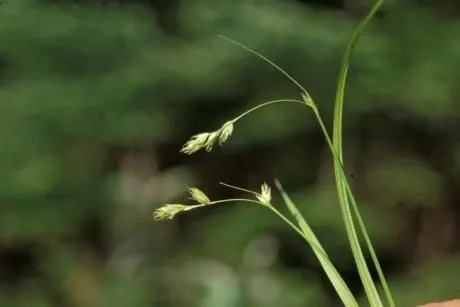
[0,0,459,306]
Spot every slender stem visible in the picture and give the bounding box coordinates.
[226,96,393,305]
[218,4,393,303]
[218,35,309,95]
[344,172,393,307]
[219,183,338,268]
[268,206,305,238]
[269,204,359,306]
[203,195,332,261]
[313,106,394,307]
[214,184,335,266]
[232,99,305,123]
[272,182,358,306]
[333,0,385,156]
[316,104,376,302]
[219,182,259,196]
[224,95,393,306]
[331,0,390,305]
[183,199,260,212]
[266,205,335,264]
[207,198,261,206]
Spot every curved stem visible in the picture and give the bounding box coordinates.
[218,178,357,304]
[218,7,394,303]
[232,99,305,123]
[183,198,260,212]
[333,0,384,157]
[219,182,259,196]
[267,205,327,258]
[201,195,333,261]
[217,182,338,268]
[222,92,392,306]
[207,198,261,206]
[218,35,309,95]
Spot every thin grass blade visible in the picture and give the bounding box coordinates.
[274,179,358,306]
[332,0,388,306]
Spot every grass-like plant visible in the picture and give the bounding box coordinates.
[154,0,395,306]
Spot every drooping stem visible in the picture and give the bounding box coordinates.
[224,95,393,306]
[218,35,309,95]
[231,99,305,123]
[218,9,393,303]
[207,198,261,206]
[195,193,336,267]
[220,180,358,306]
[219,182,259,195]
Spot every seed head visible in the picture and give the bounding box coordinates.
[180,133,210,155]
[219,121,234,145]
[256,183,272,206]
[188,187,211,204]
[153,204,188,220]
[205,132,219,152]
[180,120,235,155]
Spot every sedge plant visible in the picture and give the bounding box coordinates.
[154,0,395,306]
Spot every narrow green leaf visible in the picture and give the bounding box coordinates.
[274,179,325,255]
[274,179,358,307]
[332,0,391,306]
[313,107,395,307]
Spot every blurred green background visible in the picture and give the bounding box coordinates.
[0,0,459,306]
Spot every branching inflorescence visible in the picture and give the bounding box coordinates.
[154,0,394,306]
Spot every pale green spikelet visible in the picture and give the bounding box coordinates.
[188,187,211,204]
[256,183,272,206]
[180,133,211,155]
[153,204,188,220]
[219,121,234,145]
[204,131,219,152]
[180,121,235,155]
[301,92,314,108]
